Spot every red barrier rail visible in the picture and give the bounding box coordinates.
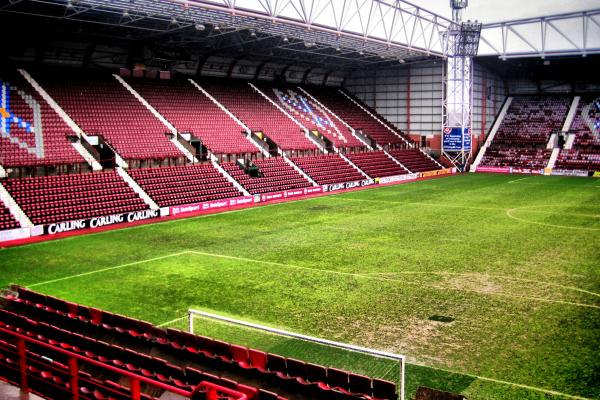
[0,325,248,400]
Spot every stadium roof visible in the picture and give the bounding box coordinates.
[1,0,598,75]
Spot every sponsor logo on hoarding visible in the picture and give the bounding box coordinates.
[378,173,419,184]
[44,210,159,235]
[512,168,543,175]
[552,169,590,177]
[594,171,600,178]
[171,196,256,216]
[304,187,323,195]
[322,179,374,192]
[420,169,453,178]
[0,227,31,243]
[476,166,511,173]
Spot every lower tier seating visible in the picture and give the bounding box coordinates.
[2,171,148,225]
[555,150,600,171]
[129,164,242,207]
[345,151,406,178]
[222,158,312,195]
[480,148,551,169]
[0,287,398,400]
[387,149,440,172]
[0,202,19,231]
[291,154,365,184]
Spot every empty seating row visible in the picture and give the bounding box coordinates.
[129,163,243,207]
[345,151,406,178]
[307,89,406,147]
[481,148,550,169]
[387,149,441,172]
[202,81,317,151]
[3,287,398,400]
[0,309,250,400]
[222,158,312,195]
[257,84,365,150]
[482,96,569,168]
[291,154,365,184]
[2,171,148,225]
[556,95,600,171]
[35,72,184,160]
[127,79,259,156]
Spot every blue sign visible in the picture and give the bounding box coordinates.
[443,127,471,151]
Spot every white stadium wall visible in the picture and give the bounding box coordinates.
[344,61,504,153]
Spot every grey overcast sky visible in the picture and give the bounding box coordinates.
[419,0,599,23]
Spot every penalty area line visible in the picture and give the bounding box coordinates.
[507,177,530,184]
[27,250,599,309]
[28,252,191,288]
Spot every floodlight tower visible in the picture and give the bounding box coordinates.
[441,0,481,171]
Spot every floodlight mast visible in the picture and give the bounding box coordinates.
[442,0,480,171]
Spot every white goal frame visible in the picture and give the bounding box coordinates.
[187,308,406,400]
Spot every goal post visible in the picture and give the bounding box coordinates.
[185,308,406,400]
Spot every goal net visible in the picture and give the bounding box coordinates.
[162,308,406,400]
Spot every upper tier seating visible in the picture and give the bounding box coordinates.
[257,84,365,150]
[201,80,317,151]
[481,96,569,168]
[129,163,243,207]
[36,73,183,160]
[127,79,259,155]
[2,171,148,225]
[222,158,312,195]
[387,149,441,172]
[345,151,406,178]
[291,154,365,184]
[555,95,600,171]
[0,202,19,231]
[0,287,399,400]
[307,89,406,147]
[0,74,83,167]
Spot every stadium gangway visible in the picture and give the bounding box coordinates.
[0,325,248,400]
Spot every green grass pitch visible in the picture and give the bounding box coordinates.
[0,173,598,400]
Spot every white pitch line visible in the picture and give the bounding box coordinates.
[508,177,530,184]
[364,271,600,298]
[408,361,593,400]
[27,250,599,309]
[186,251,599,309]
[506,208,600,231]
[28,252,190,288]
[156,316,186,328]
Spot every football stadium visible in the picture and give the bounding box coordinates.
[0,1,598,399]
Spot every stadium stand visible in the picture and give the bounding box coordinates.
[0,73,84,168]
[0,286,399,400]
[1,171,148,225]
[128,164,243,207]
[257,84,365,150]
[345,151,407,178]
[126,79,260,156]
[387,149,441,172]
[0,203,19,230]
[222,158,312,195]
[480,96,569,169]
[291,154,366,184]
[201,80,318,152]
[34,72,184,163]
[307,89,406,147]
[555,95,600,171]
